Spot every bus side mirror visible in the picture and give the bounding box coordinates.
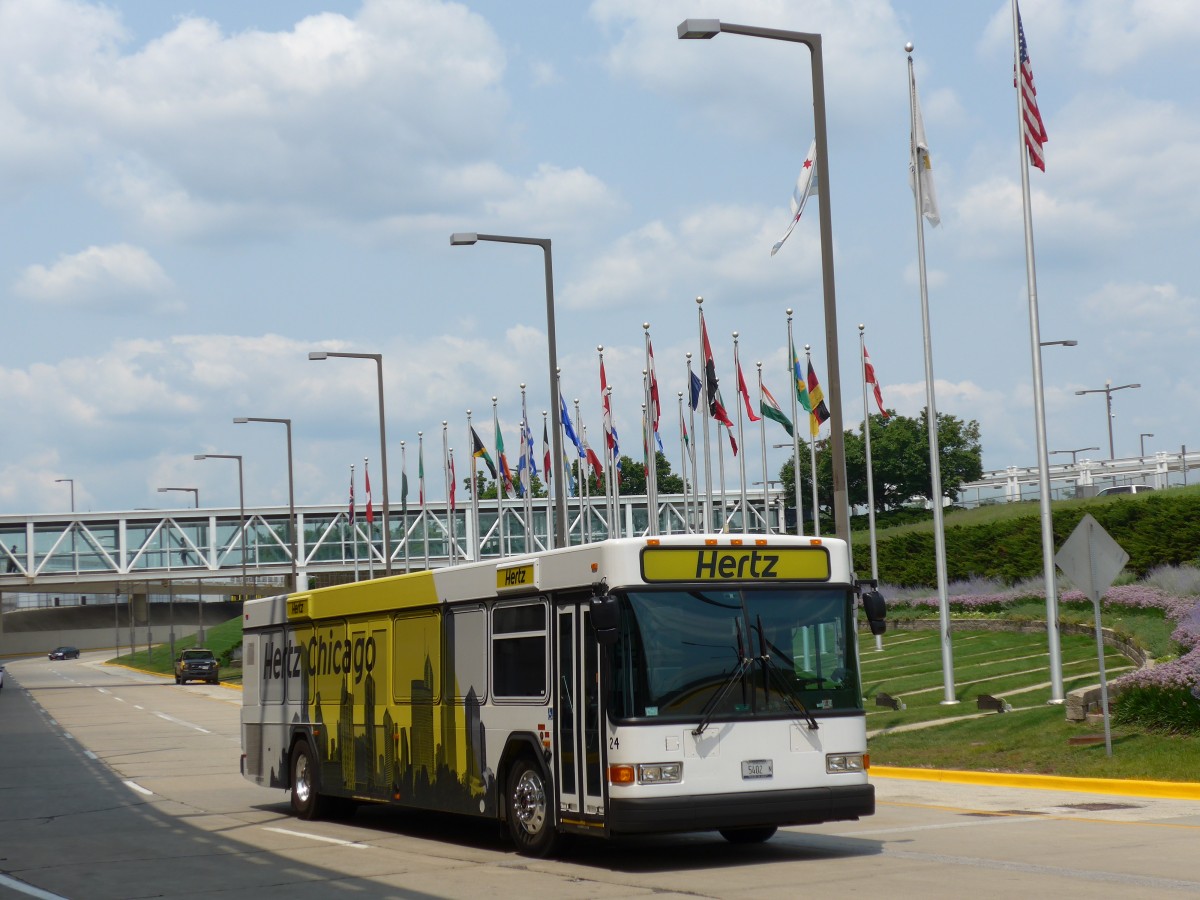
[862,589,887,636]
[590,583,619,646]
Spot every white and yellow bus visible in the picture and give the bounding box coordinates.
[240,533,887,856]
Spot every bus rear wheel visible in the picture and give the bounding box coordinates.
[290,741,328,820]
[719,826,777,844]
[506,758,559,857]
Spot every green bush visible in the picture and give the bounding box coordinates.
[1113,684,1200,734]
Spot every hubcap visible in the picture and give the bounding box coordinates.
[512,770,546,835]
[294,753,312,805]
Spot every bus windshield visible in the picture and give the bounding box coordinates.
[606,587,860,723]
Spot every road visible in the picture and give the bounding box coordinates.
[2,653,1199,899]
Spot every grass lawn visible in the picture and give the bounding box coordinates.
[111,616,244,684]
[863,627,1200,782]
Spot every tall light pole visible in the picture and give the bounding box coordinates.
[194,453,248,603]
[1040,339,1078,348]
[234,417,298,590]
[1140,432,1155,459]
[1050,447,1099,466]
[157,487,199,507]
[308,351,391,575]
[450,232,566,549]
[677,18,850,544]
[55,477,76,574]
[1075,381,1141,459]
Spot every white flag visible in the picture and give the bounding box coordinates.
[770,139,818,256]
[910,72,941,227]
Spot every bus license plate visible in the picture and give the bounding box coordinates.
[741,759,773,779]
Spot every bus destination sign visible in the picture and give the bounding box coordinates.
[640,546,830,583]
[496,561,538,592]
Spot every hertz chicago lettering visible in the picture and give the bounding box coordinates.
[694,549,779,579]
[261,632,377,684]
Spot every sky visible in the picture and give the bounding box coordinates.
[3,0,1199,515]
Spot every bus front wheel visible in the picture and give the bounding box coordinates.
[290,741,328,820]
[506,758,559,857]
[719,826,777,844]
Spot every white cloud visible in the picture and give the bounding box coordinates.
[13,243,178,313]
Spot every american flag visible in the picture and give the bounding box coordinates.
[1017,6,1048,171]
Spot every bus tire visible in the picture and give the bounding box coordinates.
[506,757,559,857]
[289,741,328,821]
[719,826,777,844]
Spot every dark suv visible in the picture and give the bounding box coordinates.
[175,649,220,685]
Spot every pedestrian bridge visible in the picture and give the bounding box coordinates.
[1,490,786,596]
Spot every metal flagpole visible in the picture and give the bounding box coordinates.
[1007,11,1064,703]
[467,411,480,561]
[786,311,806,535]
[520,384,533,549]
[598,346,615,537]
[757,362,771,534]
[364,457,374,580]
[576,400,590,543]
[350,463,359,581]
[677,391,691,533]
[543,408,554,549]
[908,47,955,702]
[448,447,457,565]
[696,299,715,533]
[419,432,430,570]
[643,326,660,536]
[442,421,452,565]
[491,398,507,558]
[733,332,749,531]
[859,325,883,651]
[804,345,821,537]
[685,354,700,533]
[400,441,411,572]
[608,385,621,539]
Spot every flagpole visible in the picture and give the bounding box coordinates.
[467,411,479,561]
[350,463,359,581]
[642,378,658,536]
[400,441,411,572]
[685,354,700,533]
[786,311,805,535]
[733,332,749,531]
[442,421,451,565]
[696,299,714,533]
[543,408,554,549]
[598,346,615,538]
[908,47,955,703]
[1007,15,1063,703]
[449,447,458,564]
[419,431,429,570]
[804,345,821,537]
[757,362,771,534]
[492,397,508,558]
[677,391,690,533]
[608,384,621,539]
[859,325,883,652]
[364,457,374,580]
[520,383,533,550]
[643,325,660,536]
[576,399,590,543]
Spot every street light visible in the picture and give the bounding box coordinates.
[308,351,391,575]
[1140,432,1155,458]
[677,18,851,544]
[1040,339,1078,347]
[55,477,76,574]
[55,477,75,512]
[1075,381,1141,459]
[1050,447,1099,465]
[157,487,199,507]
[234,417,298,590]
[450,232,566,548]
[194,453,248,602]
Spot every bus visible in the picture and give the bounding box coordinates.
[240,533,887,856]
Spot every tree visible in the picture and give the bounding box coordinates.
[614,451,683,495]
[779,410,983,519]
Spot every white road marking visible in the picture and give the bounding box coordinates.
[0,873,70,899]
[123,780,153,796]
[153,711,210,733]
[84,750,98,760]
[263,827,370,849]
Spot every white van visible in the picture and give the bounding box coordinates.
[1096,485,1154,496]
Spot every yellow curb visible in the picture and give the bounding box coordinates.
[871,765,1200,800]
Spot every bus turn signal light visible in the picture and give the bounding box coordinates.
[609,765,636,785]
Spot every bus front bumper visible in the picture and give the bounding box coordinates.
[606,783,874,835]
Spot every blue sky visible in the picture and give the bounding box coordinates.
[3,0,1198,514]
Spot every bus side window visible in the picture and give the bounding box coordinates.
[492,601,548,700]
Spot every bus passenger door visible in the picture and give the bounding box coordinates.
[554,603,606,830]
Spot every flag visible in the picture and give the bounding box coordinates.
[542,419,552,485]
[726,425,738,457]
[516,396,537,496]
[583,436,605,482]
[689,369,703,412]
[600,358,620,459]
[495,420,515,497]
[364,461,374,525]
[449,454,456,512]
[760,382,794,437]
[401,466,409,513]
[863,344,890,419]
[771,139,818,256]
[418,443,425,507]
[348,467,355,523]
[700,317,735,428]
[737,361,761,422]
[681,414,694,462]
[646,337,662,447]
[471,426,498,479]
[910,68,941,227]
[806,360,831,437]
[791,341,812,414]
[1017,4,1048,171]
[560,395,584,458]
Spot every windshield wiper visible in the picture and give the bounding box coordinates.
[692,620,753,736]
[756,615,819,731]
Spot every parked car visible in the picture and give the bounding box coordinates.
[175,648,220,685]
[0,663,6,690]
[1097,485,1155,496]
[48,646,80,660]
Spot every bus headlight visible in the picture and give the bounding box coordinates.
[636,762,683,784]
[826,753,865,774]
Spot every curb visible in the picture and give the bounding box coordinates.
[871,765,1200,800]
